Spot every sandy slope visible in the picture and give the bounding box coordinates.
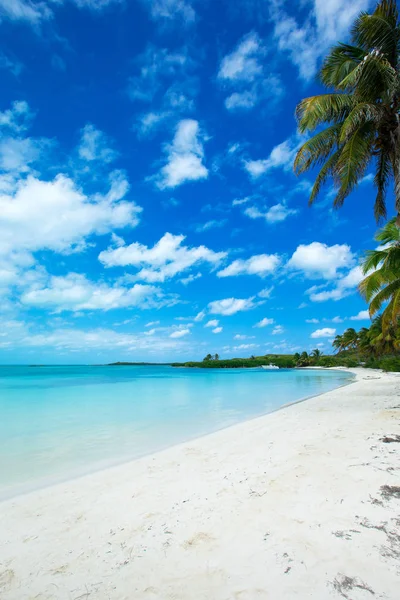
[0,368,399,600]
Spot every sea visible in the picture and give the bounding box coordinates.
[0,365,354,500]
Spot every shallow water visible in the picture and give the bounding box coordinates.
[0,365,353,499]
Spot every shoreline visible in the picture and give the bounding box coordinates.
[1,368,399,599]
[0,367,354,503]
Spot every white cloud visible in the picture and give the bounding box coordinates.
[243,135,301,178]
[20,273,171,313]
[146,320,160,327]
[180,272,202,285]
[0,53,23,77]
[258,286,274,299]
[194,310,205,322]
[288,242,354,280]
[2,323,189,354]
[270,0,371,80]
[234,334,255,340]
[331,316,343,323]
[170,328,191,338]
[272,325,284,335]
[155,119,208,188]
[195,219,227,232]
[306,318,319,324]
[0,0,52,24]
[311,327,336,339]
[212,326,223,334]
[140,0,195,25]
[233,343,259,351]
[129,45,193,104]
[208,296,258,316]
[232,196,251,206]
[218,32,283,112]
[254,317,274,328]
[218,32,264,82]
[78,124,117,163]
[217,254,280,278]
[99,232,226,283]
[205,319,219,328]
[0,171,140,257]
[0,100,32,132]
[350,310,370,321]
[308,266,364,302]
[0,0,124,25]
[244,203,298,224]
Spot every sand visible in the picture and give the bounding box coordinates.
[0,368,399,600]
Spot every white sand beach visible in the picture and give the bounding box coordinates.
[0,368,399,599]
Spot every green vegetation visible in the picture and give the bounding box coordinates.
[294,0,400,223]
[171,355,296,369]
[359,217,400,333]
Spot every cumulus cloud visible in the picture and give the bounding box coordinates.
[272,325,284,335]
[311,327,336,338]
[254,317,274,328]
[218,32,283,112]
[170,328,191,338]
[140,0,196,25]
[270,0,371,80]
[0,100,33,132]
[350,310,370,321]
[308,266,364,302]
[205,319,219,328]
[288,242,355,280]
[306,318,319,324]
[217,254,280,278]
[78,124,118,163]
[208,296,259,316]
[234,334,255,340]
[244,203,298,224]
[243,135,301,178]
[212,326,223,334]
[155,119,208,188]
[218,32,264,82]
[0,0,124,26]
[0,171,140,258]
[99,232,226,283]
[20,273,172,313]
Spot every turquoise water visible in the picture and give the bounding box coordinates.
[0,365,353,500]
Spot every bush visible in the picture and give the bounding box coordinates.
[376,357,400,372]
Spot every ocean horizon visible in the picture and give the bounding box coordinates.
[0,365,354,501]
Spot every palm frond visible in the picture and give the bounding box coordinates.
[373,151,392,221]
[294,124,341,173]
[333,126,373,206]
[296,94,354,133]
[352,8,399,66]
[307,149,342,205]
[319,44,366,88]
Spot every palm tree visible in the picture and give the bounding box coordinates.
[214,353,220,361]
[311,348,322,359]
[332,334,345,353]
[368,313,399,354]
[203,354,212,362]
[342,328,359,350]
[359,217,400,330]
[294,1,400,223]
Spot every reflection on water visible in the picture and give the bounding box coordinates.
[0,365,353,499]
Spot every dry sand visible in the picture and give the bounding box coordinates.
[0,368,399,599]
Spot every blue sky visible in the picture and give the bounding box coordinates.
[0,0,387,364]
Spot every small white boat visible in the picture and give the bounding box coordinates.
[261,364,279,370]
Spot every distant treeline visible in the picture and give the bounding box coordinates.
[173,355,296,369]
[108,362,172,366]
